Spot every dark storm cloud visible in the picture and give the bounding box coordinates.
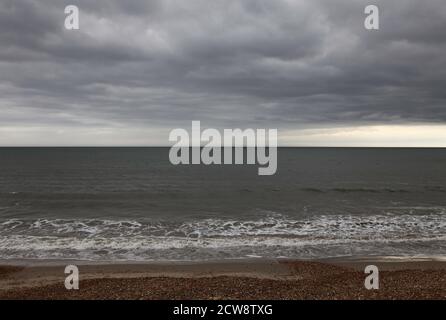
[1,0,446,144]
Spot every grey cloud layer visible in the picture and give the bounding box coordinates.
[1,0,446,138]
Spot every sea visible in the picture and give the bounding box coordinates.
[0,147,445,262]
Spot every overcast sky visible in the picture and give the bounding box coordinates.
[1,0,446,146]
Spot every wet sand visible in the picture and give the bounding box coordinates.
[0,258,445,299]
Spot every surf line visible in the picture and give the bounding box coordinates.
[168,121,277,175]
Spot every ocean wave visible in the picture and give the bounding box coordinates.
[0,212,445,261]
[300,186,446,193]
[1,212,445,238]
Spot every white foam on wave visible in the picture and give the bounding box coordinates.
[0,212,445,261]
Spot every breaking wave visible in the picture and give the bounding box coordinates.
[0,212,445,261]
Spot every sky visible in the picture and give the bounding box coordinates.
[1,0,446,146]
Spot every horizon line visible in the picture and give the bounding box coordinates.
[0,146,446,149]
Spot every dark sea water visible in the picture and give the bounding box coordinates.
[0,147,445,262]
